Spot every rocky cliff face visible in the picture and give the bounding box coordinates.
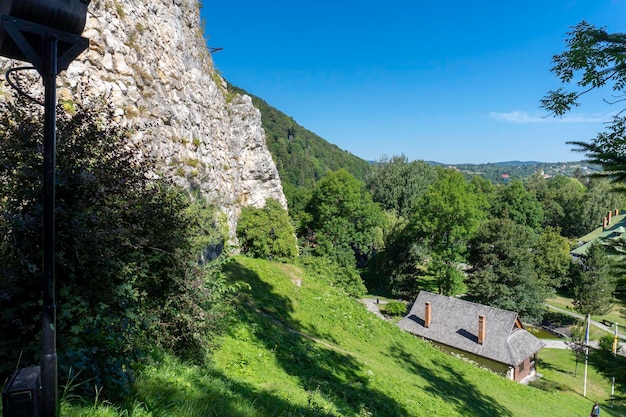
[1,0,286,242]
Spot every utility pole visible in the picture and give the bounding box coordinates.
[0,2,90,416]
[583,313,590,397]
[611,322,618,407]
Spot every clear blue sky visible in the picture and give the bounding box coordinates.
[201,1,626,164]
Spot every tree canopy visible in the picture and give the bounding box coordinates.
[490,180,544,231]
[576,178,626,236]
[534,227,573,291]
[366,155,438,219]
[467,218,548,323]
[528,174,585,236]
[304,169,384,269]
[542,21,626,118]
[412,168,488,262]
[407,168,488,295]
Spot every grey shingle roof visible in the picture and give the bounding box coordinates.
[397,291,544,367]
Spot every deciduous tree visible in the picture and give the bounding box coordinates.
[411,168,487,295]
[565,321,587,377]
[575,178,626,236]
[542,21,626,187]
[490,180,544,231]
[366,217,431,298]
[528,174,586,237]
[366,155,438,218]
[304,169,384,268]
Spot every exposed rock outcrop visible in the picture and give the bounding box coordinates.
[0,0,286,243]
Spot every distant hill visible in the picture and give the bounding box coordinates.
[230,86,372,190]
[432,161,602,183]
[429,160,546,166]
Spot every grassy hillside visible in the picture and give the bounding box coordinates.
[211,257,622,417]
[54,256,623,416]
[230,86,372,189]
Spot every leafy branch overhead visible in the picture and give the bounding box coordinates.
[542,21,626,186]
[541,20,626,116]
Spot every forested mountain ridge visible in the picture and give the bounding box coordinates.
[229,86,372,188]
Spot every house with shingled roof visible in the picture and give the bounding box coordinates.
[397,291,544,382]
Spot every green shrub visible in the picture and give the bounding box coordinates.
[599,333,617,352]
[237,199,298,262]
[382,301,407,317]
[0,98,231,400]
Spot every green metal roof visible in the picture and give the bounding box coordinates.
[571,213,626,256]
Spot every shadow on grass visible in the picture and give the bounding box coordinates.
[414,276,439,294]
[536,356,569,374]
[388,342,513,417]
[589,348,626,403]
[135,365,341,417]
[542,310,579,327]
[299,321,341,346]
[224,261,412,416]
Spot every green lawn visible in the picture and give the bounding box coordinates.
[538,348,626,415]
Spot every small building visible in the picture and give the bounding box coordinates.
[397,291,544,382]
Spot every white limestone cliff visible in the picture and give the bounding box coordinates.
[1,0,286,243]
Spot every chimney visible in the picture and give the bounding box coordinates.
[608,210,612,225]
[478,315,486,345]
[615,208,620,217]
[425,302,432,328]
[603,217,608,230]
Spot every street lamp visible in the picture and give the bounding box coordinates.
[0,2,90,417]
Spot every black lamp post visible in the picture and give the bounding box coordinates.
[0,2,90,417]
